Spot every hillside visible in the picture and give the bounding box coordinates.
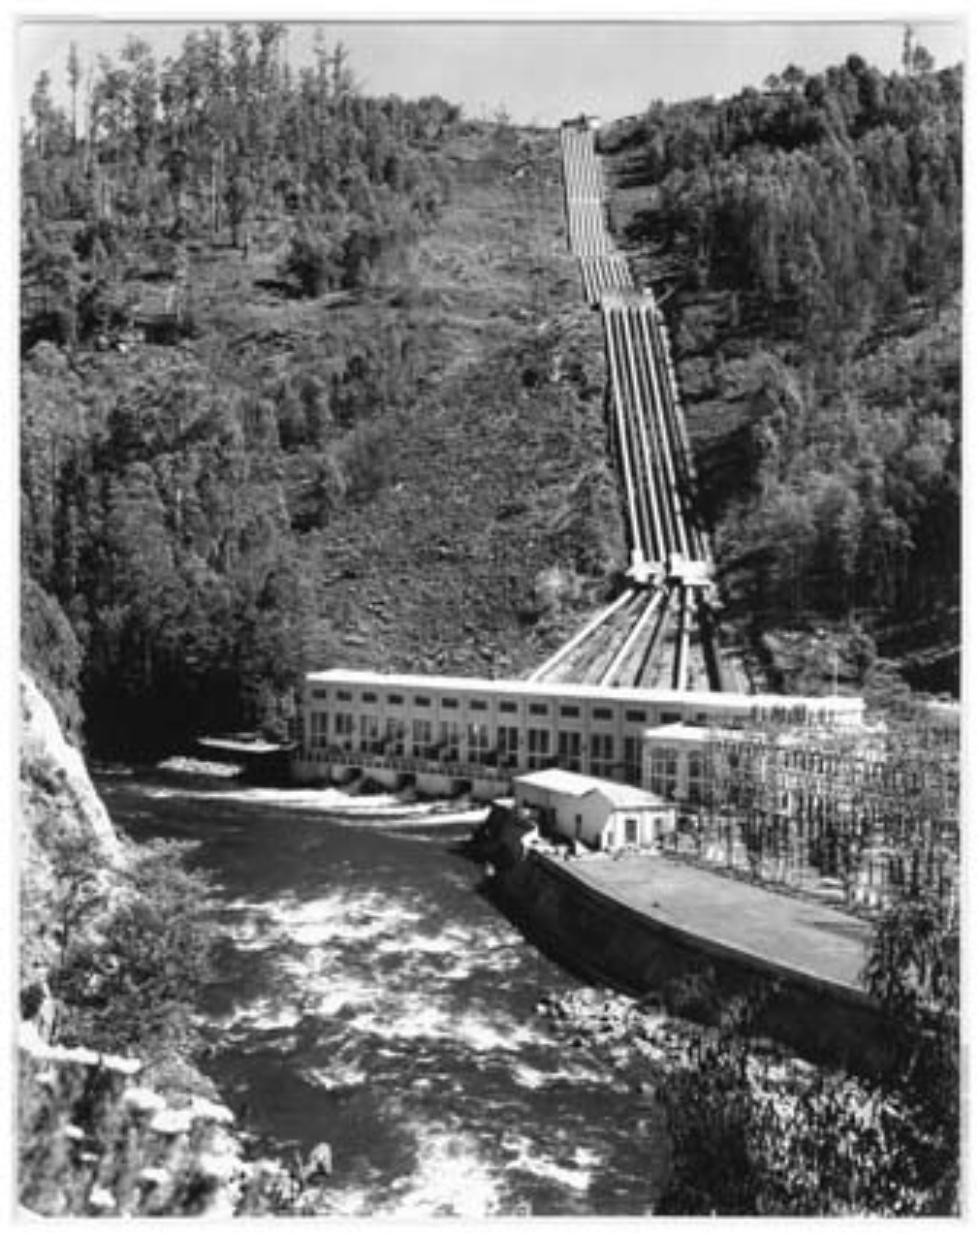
[299,128,624,681]
[20,33,961,759]
[21,29,625,757]
[600,57,961,697]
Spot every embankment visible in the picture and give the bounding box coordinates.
[487,847,896,1077]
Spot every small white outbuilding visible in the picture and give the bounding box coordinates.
[513,768,674,852]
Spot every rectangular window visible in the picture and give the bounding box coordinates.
[310,712,330,750]
[624,736,641,784]
[334,713,354,749]
[625,709,646,724]
[688,753,703,805]
[362,691,377,703]
[560,705,580,719]
[414,696,431,708]
[441,698,459,710]
[528,728,550,769]
[337,690,352,702]
[649,747,677,798]
[592,707,613,721]
[529,703,549,717]
[360,715,379,747]
[412,719,432,758]
[558,731,582,772]
[387,693,404,706]
[496,726,520,767]
[498,701,517,714]
[385,717,405,755]
[589,732,615,776]
[439,720,460,762]
[469,700,487,712]
[467,722,490,764]
[313,688,326,700]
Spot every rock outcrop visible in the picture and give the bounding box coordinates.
[19,670,126,1012]
[20,670,123,862]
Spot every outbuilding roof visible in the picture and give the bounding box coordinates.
[515,768,598,798]
[590,781,667,810]
[515,768,667,810]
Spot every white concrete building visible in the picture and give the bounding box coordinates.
[513,768,674,852]
[294,669,866,796]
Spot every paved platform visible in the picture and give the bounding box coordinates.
[562,852,874,997]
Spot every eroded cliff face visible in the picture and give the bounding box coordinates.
[19,670,126,1002]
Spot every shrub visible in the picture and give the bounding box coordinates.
[282,227,339,297]
[50,841,218,1061]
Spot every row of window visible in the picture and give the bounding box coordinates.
[310,688,674,726]
[308,711,643,780]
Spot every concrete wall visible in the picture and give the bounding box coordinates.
[490,850,897,1077]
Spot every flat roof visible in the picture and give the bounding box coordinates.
[515,768,667,809]
[516,768,601,798]
[644,722,722,745]
[306,668,864,713]
[643,722,882,748]
[559,854,874,998]
[198,736,291,755]
[591,782,670,810]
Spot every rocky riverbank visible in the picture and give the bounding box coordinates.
[536,985,821,1091]
[532,985,920,1215]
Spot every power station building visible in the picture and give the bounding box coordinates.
[294,668,866,799]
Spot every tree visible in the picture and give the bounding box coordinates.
[21,232,80,348]
[330,41,355,99]
[282,224,337,295]
[67,43,82,151]
[30,71,56,157]
[121,36,159,169]
[862,891,959,1210]
[224,168,254,248]
[911,43,935,76]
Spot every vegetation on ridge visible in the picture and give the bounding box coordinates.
[20,25,620,756]
[603,48,961,695]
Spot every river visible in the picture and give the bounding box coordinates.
[97,773,666,1217]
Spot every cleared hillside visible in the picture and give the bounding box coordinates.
[22,119,628,753]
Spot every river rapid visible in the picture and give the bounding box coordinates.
[97,774,666,1217]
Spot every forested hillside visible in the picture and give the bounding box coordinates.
[20,29,961,757]
[602,47,961,696]
[20,24,620,756]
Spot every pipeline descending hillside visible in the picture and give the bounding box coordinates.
[532,120,741,692]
